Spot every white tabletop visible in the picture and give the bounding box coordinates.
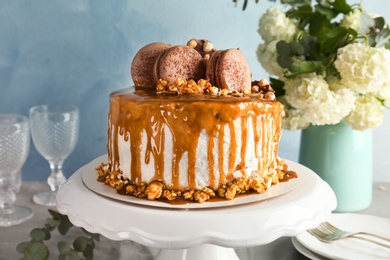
[1,181,389,260]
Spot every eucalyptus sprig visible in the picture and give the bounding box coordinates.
[16,210,100,260]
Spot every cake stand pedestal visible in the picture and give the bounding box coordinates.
[56,159,336,260]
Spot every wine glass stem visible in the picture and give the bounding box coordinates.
[47,160,67,192]
[0,177,16,209]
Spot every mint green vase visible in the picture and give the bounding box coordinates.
[299,121,373,212]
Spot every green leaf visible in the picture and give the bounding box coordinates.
[73,236,89,252]
[16,241,31,254]
[59,251,81,260]
[277,55,293,68]
[276,40,293,68]
[58,241,72,254]
[290,60,321,73]
[286,4,312,23]
[30,228,47,242]
[379,28,390,40]
[48,209,64,220]
[315,4,337,20]
[83,244,94,260]
[330,0,352,14]
[269,77,285,97]
[290,42,305,55]
[285,60,323,78]
[281,0,311,6]
[299,34,316,56]
[374,17,385,31]
[24,242,49,260]
[308,13,331,38]
[276,40,291,56]
[325,64,340,79]
[82,229,100,241]
[375,27,390,47]
[58,217,74,235]
[45,217,60,229]
[323,27,349,52]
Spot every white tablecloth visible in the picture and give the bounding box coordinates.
[1,182,389,260]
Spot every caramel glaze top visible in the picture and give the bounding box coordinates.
[108,87,284,191]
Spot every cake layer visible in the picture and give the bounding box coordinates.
[107,87,284,193]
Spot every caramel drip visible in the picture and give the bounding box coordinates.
[260,115,266,173]
[108,88,284,191]
[218,124,225,185]
[187,130,200,189]
[226,122,236,181]
[207,131,215,189]
[238,117,248,175]
[171,151,181,188]
[148,118,165,180]
[129,125,142,183]
[252,115,260,170]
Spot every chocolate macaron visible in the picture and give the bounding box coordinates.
[153,45,206,84]
[206,48,252,92]
[131,42,171,87]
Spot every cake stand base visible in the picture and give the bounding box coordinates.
[154,244,239,260]
[56,156,337,260]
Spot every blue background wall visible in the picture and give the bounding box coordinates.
[1,0,389,182]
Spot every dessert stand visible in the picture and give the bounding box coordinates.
[56,156,337,260]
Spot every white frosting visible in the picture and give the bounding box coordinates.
[115,115,270,190]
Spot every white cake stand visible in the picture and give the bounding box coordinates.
[56,157,337,260]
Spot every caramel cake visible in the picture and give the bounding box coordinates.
[96,39,293,203]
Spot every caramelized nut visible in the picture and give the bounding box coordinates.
[264,92,275,101]
[163,190,181,201]
[225,184,239,200]
[257,78,270,87]
[217,187,226,197]
[187,39,197,49]
[203,41,214,52]
[251,85,260,93]
[219,89,230,96]
[183,190,194,200]
[145,182,164,200]
[194,190,210,203]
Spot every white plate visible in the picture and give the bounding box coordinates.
[82,155,303,209]
[292,237,330,260]
[296,213,390,260]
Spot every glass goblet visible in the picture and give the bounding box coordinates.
[0,114,33,227]
[29,105,79,206]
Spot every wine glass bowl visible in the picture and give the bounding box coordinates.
[0,114,33,227]
[29,105,79,206]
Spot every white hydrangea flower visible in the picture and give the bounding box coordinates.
[256,41,285,77]
[258,6,298,43]
[284,74,355,126]
[340,8,362,31]
[334,43,390,98]
[282,109,310,130]
[345,94,384,130]
[278,96,310,130]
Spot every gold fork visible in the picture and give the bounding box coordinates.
[308,222,390,249]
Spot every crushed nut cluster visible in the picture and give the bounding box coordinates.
[156,78,216,95]
[251,78,276,101]
[156,78,276,101]
[186,38,214,61]
[95,159,290,204]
